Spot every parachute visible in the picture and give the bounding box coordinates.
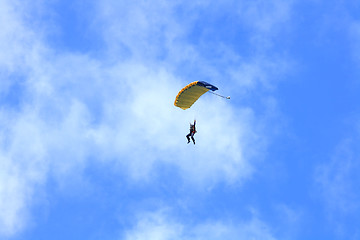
[174,81,229,110]
[174,81,218,110]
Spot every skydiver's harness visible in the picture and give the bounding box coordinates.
[189,124,196,136]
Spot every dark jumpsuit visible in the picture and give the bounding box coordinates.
[186,121,196,144]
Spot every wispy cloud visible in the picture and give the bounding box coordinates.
[0,0,295,237]
[123,208,277,240]
[315,138,360,212]
[315,136,360,237]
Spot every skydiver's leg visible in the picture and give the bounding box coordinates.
[191,132,195,144]
[186,133,191,143]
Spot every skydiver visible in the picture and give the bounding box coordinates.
[186,120,196,144]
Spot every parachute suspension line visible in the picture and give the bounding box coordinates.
[207,91,231,99]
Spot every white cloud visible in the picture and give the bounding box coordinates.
[123,209,277,240]
[315,138,360,214]
[123,210,183,240]
[240,0,294,34]
[0,0,295,237]
[0,110,48,236]
[94,0,295,87]
[0,0,49,236]
[314,136,360,238]
[0,40,257,238]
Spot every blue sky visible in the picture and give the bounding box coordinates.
[1,0,360,239]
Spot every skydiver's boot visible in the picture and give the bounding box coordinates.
[192,137,195,145]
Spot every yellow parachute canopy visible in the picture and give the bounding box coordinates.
[174,81,218,110]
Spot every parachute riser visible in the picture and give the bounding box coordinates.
[207,91,230,99]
